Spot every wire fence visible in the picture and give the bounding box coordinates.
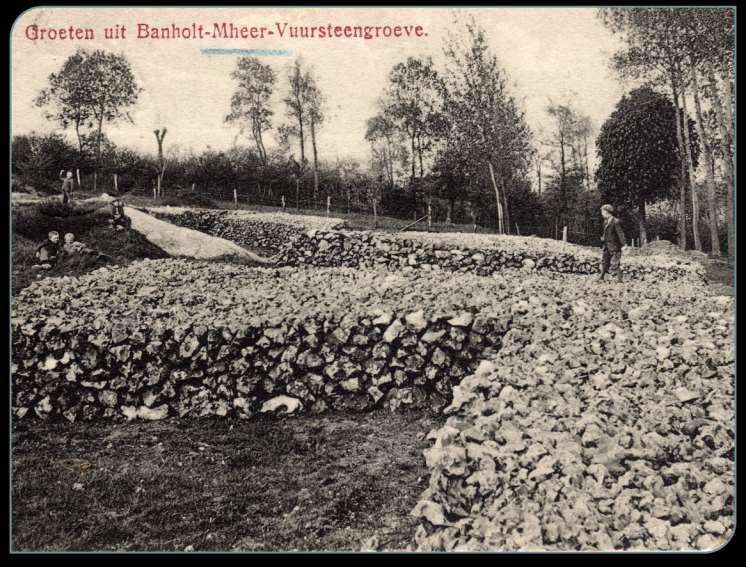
[142,184,619,247]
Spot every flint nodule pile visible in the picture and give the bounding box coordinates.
[156,209,706,283]
[411,285,734,551]
[13,262,522,422]
[11,210,733,552]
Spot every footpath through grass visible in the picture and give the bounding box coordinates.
[12,410,441,551]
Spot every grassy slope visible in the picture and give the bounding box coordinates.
[12,200,169,295]
[12,411,441,552]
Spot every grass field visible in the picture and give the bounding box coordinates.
[12,410,441,551]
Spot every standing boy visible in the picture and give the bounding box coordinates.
[59,170,74,204]
[598,204,626,282]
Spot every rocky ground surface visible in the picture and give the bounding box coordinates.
[147,208,347,255]
[412,285,734,551]
[156,208,706,283]
[12,206,735,552]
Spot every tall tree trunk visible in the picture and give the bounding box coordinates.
[583,134,591,191]
[638,196,647,246]
[707,66,734,259]
[296,95,306,166]
[410,130,417,216]
[690,61,721,256]
[154,128,168,198]
[310,117,319,206]
[671,79,688,250]
[253,119,267,166]
[488,161,503,234]
[386,138,394,187]
[417,134,424,178]
[74,121,84,191]
[500,175,512,236]
[295,176,300,211]
[559,130,566,228]
[680,83,702,251]
[410,130,416,182]
[94,113,104,193]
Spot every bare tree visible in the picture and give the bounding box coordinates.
[153,128,167,198]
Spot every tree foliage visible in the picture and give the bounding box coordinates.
[596,86,699,211]
[225,57,276,166]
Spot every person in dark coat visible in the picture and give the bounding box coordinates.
[598,204,626,282]
[59,170,74,204]
[32,231,61,270]
[109,198,132,231]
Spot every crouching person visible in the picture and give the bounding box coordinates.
[63,232,100,256]
[109,198,132,232]
[62,232,109,262]
[32,231,61,270]
[598,204,626,283]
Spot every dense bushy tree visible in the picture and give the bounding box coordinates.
[596,86,700,244]
[598,7,733,255]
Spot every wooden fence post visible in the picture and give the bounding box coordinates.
[326,196,330,217]
[233,187,238,209]
[281,195,286,211]
[113,173,118,193]
[562,226,568,242]
[427,202,432,231]
[515,223,520,236]
[76,169,81,190]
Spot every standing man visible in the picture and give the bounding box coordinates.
[59,170,74,205]
[598,204,626,282]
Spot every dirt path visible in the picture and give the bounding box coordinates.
[12,410,442,551]
[125,207,271,263]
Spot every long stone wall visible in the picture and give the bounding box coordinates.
[154,209,706,284]
[12,262,513,422]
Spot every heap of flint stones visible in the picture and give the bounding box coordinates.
[152,208,706,283]
[411,280,734,551]
[12,261,525,422]
[277,229,705,283]
[148,208,346,254]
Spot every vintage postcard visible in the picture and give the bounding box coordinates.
[10,5,735,553]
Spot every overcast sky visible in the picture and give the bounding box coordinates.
[12,6,628,166]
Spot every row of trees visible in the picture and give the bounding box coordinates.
[365,18,534,234]
[598,7,734,257]
[225,56,326,205]
[18,10,733,254]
